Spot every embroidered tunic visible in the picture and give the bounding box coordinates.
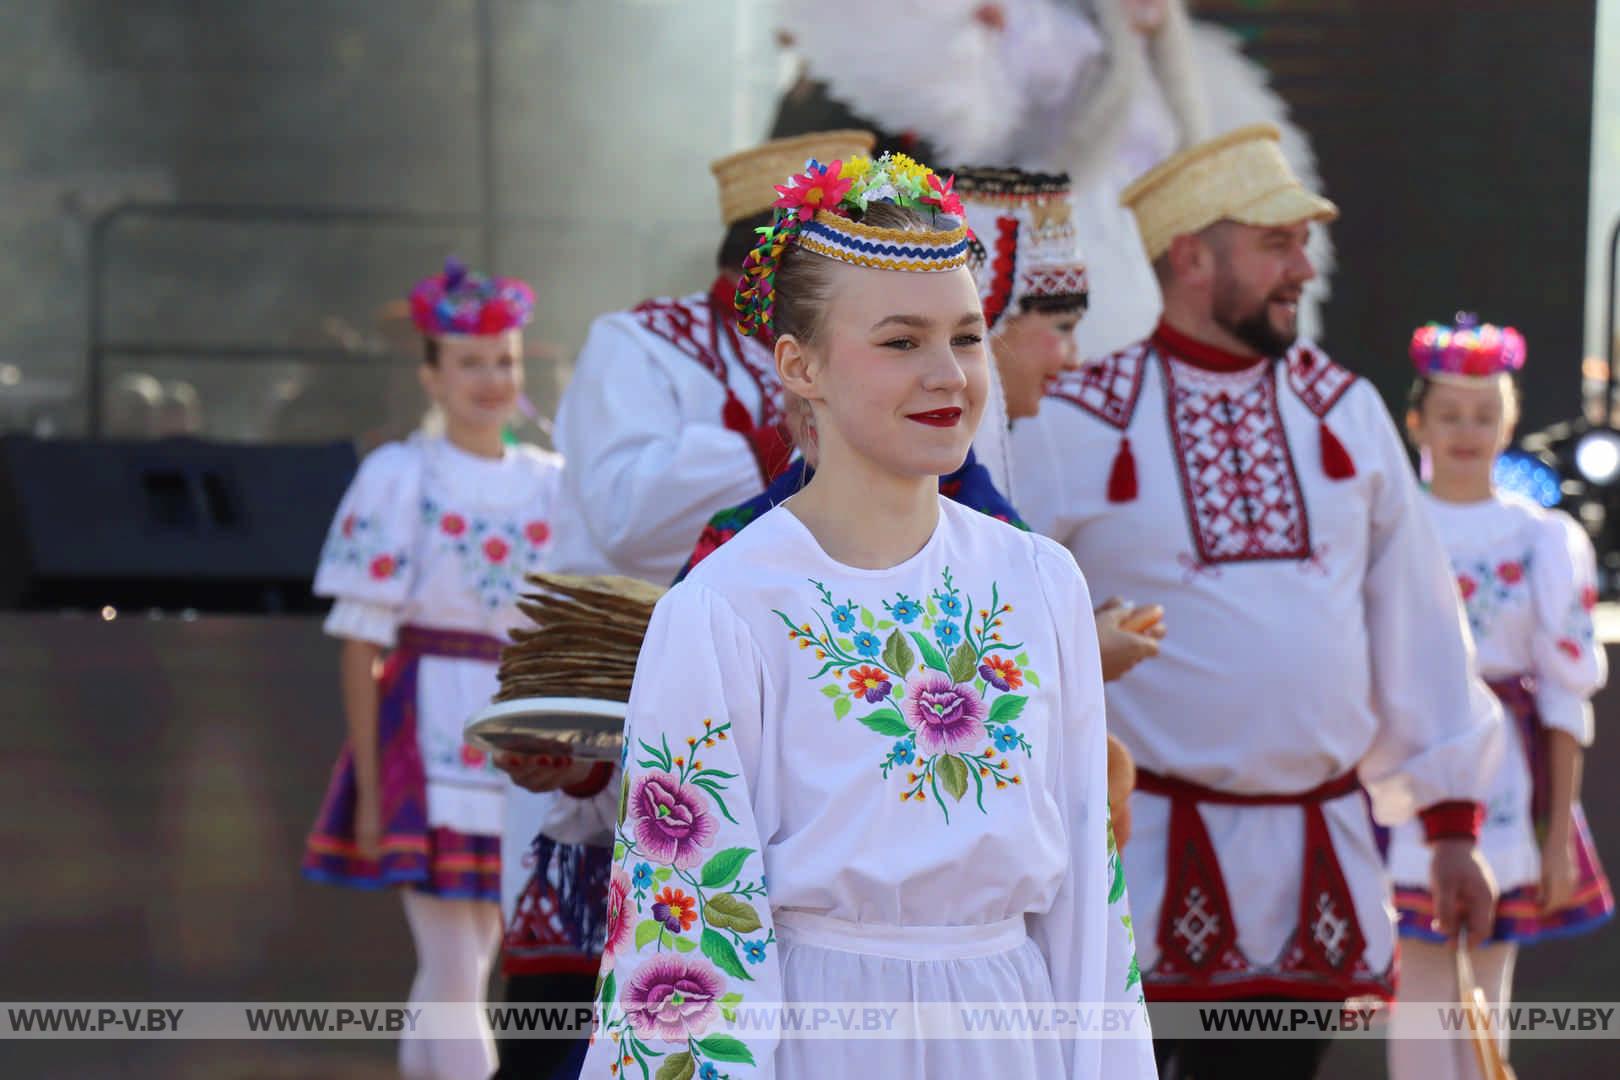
[1008,326,1501,999]
[316,433,563,836]
[1387,494,1611,939]
[573,499,1155,1078]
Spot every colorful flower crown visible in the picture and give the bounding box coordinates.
[734,152,971,339]
[1409,313,1526,383]
[409,257,535,338]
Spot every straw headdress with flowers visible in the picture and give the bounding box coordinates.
[734,152,972,339]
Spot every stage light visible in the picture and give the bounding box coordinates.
[1575,428,1620,485]
[1493,448,1563,508]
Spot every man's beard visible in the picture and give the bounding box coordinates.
[1213,278,1299,358]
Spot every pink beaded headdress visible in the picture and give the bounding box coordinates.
[409,257,535,338]
[1409,313,1527,385]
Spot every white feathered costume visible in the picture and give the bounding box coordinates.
[777,0,1335,364]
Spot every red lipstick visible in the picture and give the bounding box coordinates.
[907,408,962,427]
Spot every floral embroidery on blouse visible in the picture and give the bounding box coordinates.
[1109,819,1144,1004]
[599,720,769,1079]
[773,568,1039,822]
[1453,549,1533,639]
[421,495,552,610]
[320,511,410,583]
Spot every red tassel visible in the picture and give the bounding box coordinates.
[721,393,753,438]
[1320,420,1355,480]
[1107,435,1138,502]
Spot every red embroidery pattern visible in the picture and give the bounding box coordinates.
[1020,263,1089,300]
[1155,799,1248,980]
[1139,771,1391,1002]
[1163,357,1313,565]
[1277,805,1371,980]
[631,289,789,483]
[980,217,1019,329]
[1046,344,1149,429]
[1285,343,1356,419]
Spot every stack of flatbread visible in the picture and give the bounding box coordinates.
[494,572,667,704]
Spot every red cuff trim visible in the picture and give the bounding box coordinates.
[1420,800,1484,842]
[562,762,615,799]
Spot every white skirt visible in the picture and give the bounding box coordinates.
[773,912,1069,1078]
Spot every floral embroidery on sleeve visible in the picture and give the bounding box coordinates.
[1556,584,1598,660]
[599,720,770,1079]
[320,511,409,582]
[772,567,1039,822]
[1108,818,1144,1004]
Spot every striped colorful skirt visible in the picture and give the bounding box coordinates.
[302,625,503,902]
[1395,675,1613,944]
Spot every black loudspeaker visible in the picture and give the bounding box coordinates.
[0,436,358,613]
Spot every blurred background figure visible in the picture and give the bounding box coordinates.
[771,0,1333,358]
[103,371,165,440]
[155,379,203,437]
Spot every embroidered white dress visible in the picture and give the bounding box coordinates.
[1008,331,1502,999]
[315,433,564,837]
[1387,494,1606,896]
[567,498,1154,1079]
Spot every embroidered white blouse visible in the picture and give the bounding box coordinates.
[571,498,1154,1079]
[314,433,564,836]
[1387,493,1605,889]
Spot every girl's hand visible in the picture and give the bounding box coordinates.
[354,788,383,863]
[495,752,597,793]
[1107,735,1136,849]
[1540,825,1580,913]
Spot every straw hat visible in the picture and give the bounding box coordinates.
[1121,124,1337,261]
[709,129,877,226]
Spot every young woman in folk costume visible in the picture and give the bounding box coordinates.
[1386,316,1613,1080]
[575,153,1155,1079]
[678,164,1163,842]
[302,259,564,1079]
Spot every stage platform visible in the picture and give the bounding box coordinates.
[2,611,1617,1077]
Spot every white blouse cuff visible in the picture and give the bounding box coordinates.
[1535,684,1596,747]
[322,599,401,647]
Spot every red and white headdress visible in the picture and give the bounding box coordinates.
[954,167,1088,335]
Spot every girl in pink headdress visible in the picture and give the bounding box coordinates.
[302,258,566,1079]
[1387,314,1613,1080]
